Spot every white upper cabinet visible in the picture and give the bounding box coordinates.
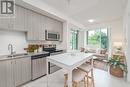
[0,5,63,41]
[27,10,46,41]
[46,17,63,41]
[13,5,27,31]
[27,10,34,40]
[38,14,46,40]
[0,16,14,30]
[24,8,29,31]
[27,11,38,40]
[46,17,55,31]
[0,5,27,31]
[46,17,63,32]
[54,20,63,41]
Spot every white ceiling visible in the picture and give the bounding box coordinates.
[42,0,127,26]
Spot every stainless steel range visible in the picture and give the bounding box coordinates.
[43,44,63,74]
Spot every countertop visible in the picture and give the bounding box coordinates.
[47,52,93,66]
[0,51,49,61]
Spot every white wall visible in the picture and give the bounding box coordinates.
[66,23,85,50]
[86,19,124,43]
[123,0,130,82]
[60,22,69,50]
[85,19,124,55]
[78,31,85,49]
[0,30,27,56]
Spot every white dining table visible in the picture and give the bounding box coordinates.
[46,52,94,87]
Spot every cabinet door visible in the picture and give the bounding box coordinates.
[54,21,63,41]
[0,17,13,30]
[13,57,31,86]
[0,60,14,87]
[27,10,34,40]
[24,8,29,31]
[27,10,45,41]
[14,6,25,31]
[0,61,7,87]
[45,17,63,41]
[45,17,56,31]
[0,5,27,31]
[27,10,39,40]
[13,59,22,87]
[6,60,14,87]
[33,13,41,40]
[38,15,46,40]
[46,17,63,31]
[21,57,31,84]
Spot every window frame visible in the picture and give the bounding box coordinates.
[70,29,79,50]
[87,28,108,49]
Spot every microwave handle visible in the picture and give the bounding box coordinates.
[45,30,48,40]
[58,34,60,40]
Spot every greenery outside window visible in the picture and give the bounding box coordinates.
[70,30,78,50]
[87,28,108,49]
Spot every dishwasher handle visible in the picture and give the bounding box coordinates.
[31,53,50,60]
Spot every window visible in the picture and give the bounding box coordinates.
[70,30,78,50]
[87,28,108,49]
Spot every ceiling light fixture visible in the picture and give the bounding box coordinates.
[88,19,95,23]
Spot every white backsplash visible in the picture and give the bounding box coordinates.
[28,40,64,50]
[0,30,28,56]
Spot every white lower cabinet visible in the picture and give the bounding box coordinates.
[0,60,14,87]
[13,57,31,87]
[0,57,31,87]
[21,57,31,84]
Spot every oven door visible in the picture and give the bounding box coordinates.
[48,62,61,74]
[45,30,60,41]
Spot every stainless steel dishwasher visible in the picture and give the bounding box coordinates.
[31,53,50,80]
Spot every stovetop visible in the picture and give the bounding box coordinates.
[43,44,63,53]
[43,49,63,53]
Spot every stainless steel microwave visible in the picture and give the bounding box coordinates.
[45,30,60,41]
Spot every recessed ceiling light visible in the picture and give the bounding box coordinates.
[88,19,95,23]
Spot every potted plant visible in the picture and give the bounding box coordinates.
[107,55,127,78]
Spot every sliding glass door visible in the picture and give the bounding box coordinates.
[70,30,78,50]
[87,28,108,49]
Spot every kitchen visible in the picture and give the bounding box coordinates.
[0,4,65,87]
[0,1,84,87]
[0,0,130,87]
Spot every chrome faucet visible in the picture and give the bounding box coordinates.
[8,44,15,55]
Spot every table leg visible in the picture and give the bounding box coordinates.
[68,71,72,87]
